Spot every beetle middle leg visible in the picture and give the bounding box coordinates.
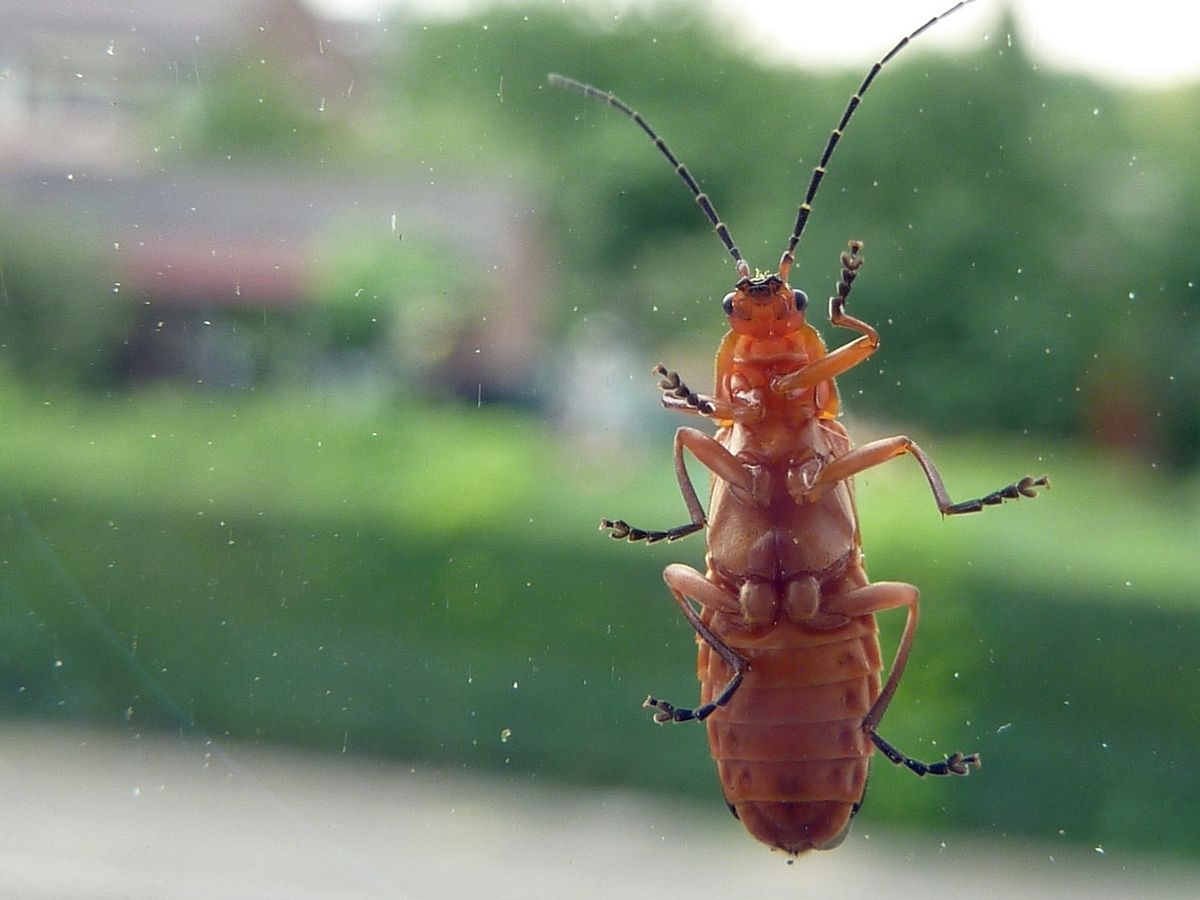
[602,426,753,543]
[643,563,748,723]
[823,580,981,778]
[805,434,1047,516]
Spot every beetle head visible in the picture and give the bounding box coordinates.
[722,274,808,339]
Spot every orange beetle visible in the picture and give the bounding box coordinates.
[552,0,1045,856]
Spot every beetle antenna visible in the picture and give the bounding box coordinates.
[779,0,981,281]
[549,73,750,280]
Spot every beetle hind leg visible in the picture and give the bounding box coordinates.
[644,564,747,724]
[824,580,982,779]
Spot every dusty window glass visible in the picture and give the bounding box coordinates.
[1,0,1198,895]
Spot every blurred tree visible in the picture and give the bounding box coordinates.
[6,4,1200,463]
[385,6,1199,465]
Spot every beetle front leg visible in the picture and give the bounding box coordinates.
[823,580,981,778]
[602,426,753,543]
[772,243,880,396]
[654,364,716,416]
[644,563,747,724]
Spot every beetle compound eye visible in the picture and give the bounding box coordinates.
[793,290,808,312]
[722,292,736,316]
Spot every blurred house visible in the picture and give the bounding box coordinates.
[0,0,544,400]
[0,0,364,173]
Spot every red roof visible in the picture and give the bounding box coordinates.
[119,240,315,307]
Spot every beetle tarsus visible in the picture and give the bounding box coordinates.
[943,474,1049,515]
[870,731,980,777]
[831,240,864,318]
[645,667,742,724]
[654,364,715,415]
[600,518,704,543]
[644,694,712,723]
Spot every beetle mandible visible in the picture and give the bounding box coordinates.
[550,0,1047,857]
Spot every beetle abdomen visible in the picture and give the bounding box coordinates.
[699,617,882,854]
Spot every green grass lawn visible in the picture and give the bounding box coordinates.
[2,380,1199,858]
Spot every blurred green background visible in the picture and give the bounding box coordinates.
[2,0,1200,864]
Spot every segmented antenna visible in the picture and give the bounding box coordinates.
[548,73,750,280]
[779,0,980,281]
[550,0,981,285]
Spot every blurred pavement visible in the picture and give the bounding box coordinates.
[0,724,1195,899]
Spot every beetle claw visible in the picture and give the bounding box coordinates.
[943,750,981,775]
[644,696,676,723]
[1017,475,1050,498]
